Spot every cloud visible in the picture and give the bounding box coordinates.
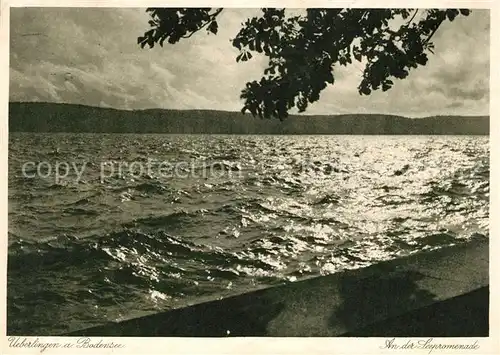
[308,10,489,117]
[9,8,489,117]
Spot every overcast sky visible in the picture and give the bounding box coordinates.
[10,8,490,117]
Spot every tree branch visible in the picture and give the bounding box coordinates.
[424,19,444,45]
[424,11,447,45]
[181,8,224,39]
[407,9,419,26]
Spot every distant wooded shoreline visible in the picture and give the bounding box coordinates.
[9,102,489,135]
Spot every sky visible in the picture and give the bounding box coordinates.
[9,8,490,117]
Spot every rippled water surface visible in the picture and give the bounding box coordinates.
[8,133,489,334]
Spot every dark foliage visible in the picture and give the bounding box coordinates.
[139,8,471,119]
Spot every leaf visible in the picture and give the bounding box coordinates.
[256,36,262,53]
[415,53,428,65]
[264,67,276,75]
[360,86,371,95]
[270,31,280,46]
[459,9,471,16]
[232,38,242,50]
[325,71,334,84]
[446,9,458,22]
[263,44,271,55]
[382,80,392,91]
[159,35,167,47]
[208,21,218,35]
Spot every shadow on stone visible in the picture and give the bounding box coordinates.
[341,287,489,337]
[330,269,437,333]
[66,292,284,337]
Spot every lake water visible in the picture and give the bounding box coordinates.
[7,134,489,334]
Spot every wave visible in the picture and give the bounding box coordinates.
[124,209,206,228]
[7,229,280,274]
[421,179,481,201]
[113,181,172,195]
[62,207,100,216]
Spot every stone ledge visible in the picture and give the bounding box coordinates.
[64,238,489,337]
